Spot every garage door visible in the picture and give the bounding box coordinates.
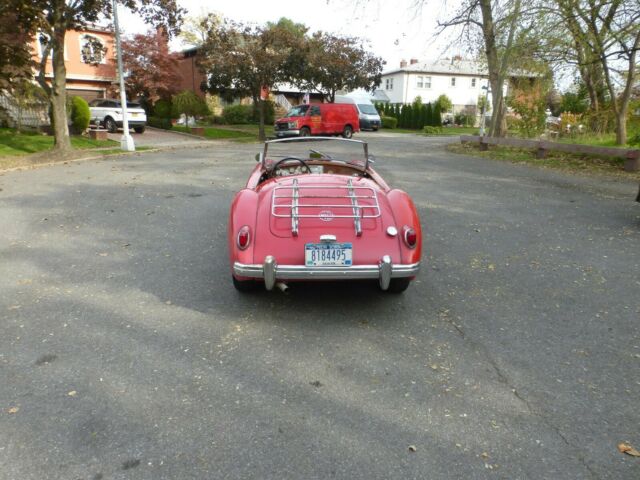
[67,89,104,102]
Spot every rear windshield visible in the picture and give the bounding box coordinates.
[284,105,309,117]
[358,104,378,115]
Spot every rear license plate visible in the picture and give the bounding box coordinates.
[305,243,352,267]
[132,113,139,117]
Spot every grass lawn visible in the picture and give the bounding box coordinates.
[172,124,272,140]
[555,133,638,149]
[0,128,117,157]
[383,126,478,136]
[448,142,640,180]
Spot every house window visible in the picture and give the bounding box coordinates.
[451,77,456,87]
[425,76,431,88]
[471,78,476,87]
[385,78,394,90]
[416,76,423,88]
[80,35,107,65]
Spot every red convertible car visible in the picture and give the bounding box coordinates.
[228,137,422,293]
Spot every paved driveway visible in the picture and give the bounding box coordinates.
[0,136,638,479]
[107,127,206,148]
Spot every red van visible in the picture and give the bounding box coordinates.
[275,103,360,139]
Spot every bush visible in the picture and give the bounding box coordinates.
[172,91,209,127]
[222,104,253,124]
[153,99,173,119]
[147,116,172,130]
[69,96,90,134]
[424,126,443,134]
[381,116,398,129]
[454,113,474,126]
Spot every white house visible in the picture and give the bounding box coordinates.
[380,58,508,114]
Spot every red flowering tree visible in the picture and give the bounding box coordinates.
[119,28,181,103]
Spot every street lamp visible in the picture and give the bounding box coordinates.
[112,0,134,151]
[479,83,490,137]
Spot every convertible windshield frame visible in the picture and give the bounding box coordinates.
[263,137,370,172]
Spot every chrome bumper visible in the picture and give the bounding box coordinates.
[233,255,420,291]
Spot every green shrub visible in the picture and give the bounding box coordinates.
[381,116,398,129]
[154,99,173,119]
[69,96,90,134]
[147,116,172,130]
[424,126,443,134]
[454,113,474,126]
[433,104,442,126]
[172,91,209,127]
[222,104,253,124]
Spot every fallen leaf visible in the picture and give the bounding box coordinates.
[8,406,19,414]
[408,445,417,452]
[618,442,640,457]
[68,390,77,397]
[98,253,108,257]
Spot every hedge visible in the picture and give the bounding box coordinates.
[147,116,172,130]
[381,116,398,129]
[70,96,90,133]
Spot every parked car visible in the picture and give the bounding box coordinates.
[335,95,381,131]
[228,137,422,293]
[274,103,359,138]
[89,98,147,133]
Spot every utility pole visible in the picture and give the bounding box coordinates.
[112,0,135,151]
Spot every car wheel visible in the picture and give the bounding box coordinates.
[342,125,353,138]
[134,126,145,134]
[386,278,411,293]
[232,276,258,292]
[104,117,117,133]
[300,127,311,137]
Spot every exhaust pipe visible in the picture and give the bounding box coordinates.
[276,282,289,293]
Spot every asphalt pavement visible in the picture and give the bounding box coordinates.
[0,133,638,479]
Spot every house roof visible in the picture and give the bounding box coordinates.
[382,58,534,78]
[383,59,487,77]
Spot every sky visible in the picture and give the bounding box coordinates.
[117,0,466,73]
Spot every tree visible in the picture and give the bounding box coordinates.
[120,29,181,102]
[172,90,208,128]
[425,0,540,137]
[28,0,184,155]
[179,11,220,47]
[550,0,640,144]
[297,32,385,102]
[435,94,453,115]
[0,1,38,90]
[199,17,304,141]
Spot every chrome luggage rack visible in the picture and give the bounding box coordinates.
[271,178,381,236]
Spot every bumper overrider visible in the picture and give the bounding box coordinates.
[233,255,420,291]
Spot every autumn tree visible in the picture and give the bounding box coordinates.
[296,32,384,102]
[27,0,183,155]
[548,0,640,145]
[0,1,39,90]
[198,17,304,141]
[120,28,181,103]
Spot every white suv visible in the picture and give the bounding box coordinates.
[89,99,147,133]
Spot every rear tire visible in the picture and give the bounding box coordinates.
[300,126,311,137]
[232,276,258,292]
[104,117,117,133]
[386,278,411,293]
[342,125,353,138]
[134,126,145,134]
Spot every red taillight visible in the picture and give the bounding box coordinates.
[403,226,417,248]
[236,226,251,250]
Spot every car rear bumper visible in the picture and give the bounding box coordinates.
[116,120,146,128]
[233,255,420,291]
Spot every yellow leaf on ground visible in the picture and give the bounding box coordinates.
[618,442,640,457]
[8,406,19,414]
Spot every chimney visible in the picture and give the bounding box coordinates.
[400,59,408,68]
[409,58,418,65]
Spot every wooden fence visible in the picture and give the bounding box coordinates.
[460,135,640,172]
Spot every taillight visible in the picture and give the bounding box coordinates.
[403,226,417,248]
[236,226,251,250]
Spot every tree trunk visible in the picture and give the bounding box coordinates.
[257,97,266,141]
[615,110,626,145]
[50,24,71,153]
